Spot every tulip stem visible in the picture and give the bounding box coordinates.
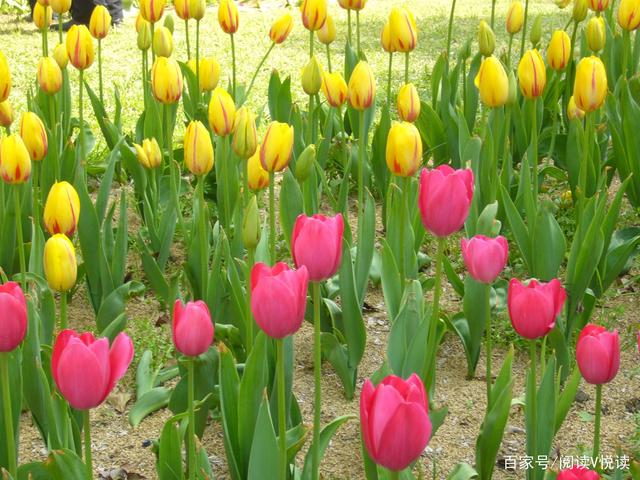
[308,93,315,146]
[404,52,409,84]
[484,284,492,411]
[33,161,41,237]
[60,291,68,331]
[230,33,237,100]
[197,175,208,300]
[507,34,514,69]
[58,16,63,43]
[387,52,393,105]
[83,410,93,479]
[78,69,85,183]
[98,39,104,105]
[622,30,630,78]
[490,0,496,29]
[246,247,255,352]
[185,20,191,60]
[277,338,287,480]
[593,384,602,465]
[13,187,26,291]
[357,109,365,219]
[356,10,361,54]
[150,23,155,62]
[141,51,147,112]
[578,112,593,216]
[49,94,59,180]
[527,341,537,480]
[269,171,276,264]
[424,236,445,394]
[446,0,458,62]
[398,177,407,285]
[520,0,530,58]
[347,10,352,45]
[244,43,275,104]
[187,358,196,480]
[311,281,322,480]
[388,470,400,480]
[529,99,538,197]
[325,44,332,73]
[195,20,201,104]
[0,352,17,479]
[562,21,578,123]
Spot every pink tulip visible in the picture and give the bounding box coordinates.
[251,262,309,339]
[173,300,214,357]
[460,235,509,284]
[292,213,344,282]
[52,330,134,410]
[557,466,600,480]
[418,165,474,237]
[0,282,27,352]
[360,373,432,472]
[576,324,620,385]
[508,278,566,339]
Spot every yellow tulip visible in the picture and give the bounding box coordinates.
[338,0,366,10]
[89,5,111,39]
[140,0,165,23]
[138,21,152,51]
[37,56,62,95]
[0,100,14,128]
[397,83,421,122]
[43,234,77,292]
[386,122,422,177]
[617,0,640,29]
[317,14,336,45]
[208,87,236,136]
[187,57,220,92]
[174,0,192,20]
[478,20,496,57]
[184,121,214,176]
[0,134,31,184]
[43,181,80,237]
[133,138,162,169]
[269,13,294,44]
[567,95,586,120]
[301,55,323,95]
[53,43,68,69]
[573,0,589,20]
[260,121,294,172]
[66,25,95,70]
[517,49,546,98]
[573,55,607,112]
[389,6,417,52]
[381,22,395,53]
[0,51,10,102]
[190,0,205,21]
[506,1,524,34]
[589,0,610,11]
[247,148,269,190]
[153,25,174,57]
[586,16,606,52]
[347,61,376,111]
[218,0,239,34]
[50,0,71,14]
[37,0,49,6]
[19,112,48,162]
[322,71,348,107]
[555,0,571,7]
[232,107,258,159]
[547,30,571,70]
[34,3,52,30]
[135,12,146,32]
[475,56,509,107]
[151,57,183,104]
[301,0,327,32]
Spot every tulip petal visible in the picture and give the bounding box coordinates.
[56,338,109,409]
[576,335,611,384]
[51,329,78,388]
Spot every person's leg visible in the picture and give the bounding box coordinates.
[71,0,95,25]
[101,0,124,25]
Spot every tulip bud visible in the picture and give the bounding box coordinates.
[567,95,585,120]
[555,0,571,8]
[317,14,336,45]
[517,49,546,98]
[573,55,607,112]
[461,235,509,283]
[618,0,640,30]
[0,134,31,184]
[133,138,162,169]
[301,55,323,95]
[218,0,239,34]
[232,107,258,159]
[478,20,496,56]
[66,25,95,70]
[389,6,418,52]
[43,181,81,237]
[50,0,71,14]
[547,30,571,70]
[589,0,610,11]
[301,0,327,31]
[89,5,111,40]
[0,100,13,128]
[248,149,269,190]
[269,13,294,44]
[586,16,606,52]
[507,69,517,106]
[19,112,48,161]
[242,195,261,249]
[44,234,77,292]
[397,83,420,122]
[322,71,347,108]
[506,1,524,34]
[529,14,543,47]
[386,122,422,177]
[347,61,376,111]
[138,21,152,50]
[260,121,294,172]
[34,3,53,30]
[475,56,509,107]
[508,278,566,339]
[381,22,395,53]
[135,12,145,32]
[153,25,173,57]
[573,0,589,21]
[295,145,316,182]
[172,300,214,357]
[208,87,236,136]
[576,324,620,384]
[184,120,214,176]
[0,51,11,103]
[53,43,68,69]
[190,0,205,20]
[174,0,191,20]
[292,213,343,281]
[151,56,183,104]
[338,0,366,9]
[37,56,62,94]
[0,282,27,352]
[140,0,165,23]
[163,13,175,33]
[188,57,220,92]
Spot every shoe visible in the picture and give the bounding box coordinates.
[49,19,86,32]
[23,13,33,22]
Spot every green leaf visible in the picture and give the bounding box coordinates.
[218,345,242,480]
[96,281,144,333]
[301,415,355,480]
[447,463,479,480]
[531,203,566,281]
[339,244,366,368]
[247,395,279,480]
[129,387,172,428]
[380,240,401,322]
[157,419,185,480]
[554,367,581,434]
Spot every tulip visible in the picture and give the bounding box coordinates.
[0,134,31,184]
[576,324,620,385]
[243,195,261,249]
[33,3,52,30]
[301,55,323,96]
[461,235,509,284]
[397,83,420,122]
[269,13,294,44]
[208,87,236,136]
[232,107,258,159]
[517,49,546,98]
[529,14,543,47]
[172,300,214,357]
[478,20,496,56]
[506,1,524,34]
[294,145,316,182]
[44,234,77,292]
[140,0,165,23]
[260,121,294,172]
[300,0,327,31]
[250,262,309,339]
[573,56,607,112]
[37,56,62,95]
[389,6,417,52]
[317,14,336,45]
[0,51,10,103]
[547,30,571,71]
[153,25,173,57]
[573,0,589,20]
[474,56,509,107]
[292,214,344,282]
[151,56,183,104]
[418,165,474,237]
[347,61,376,110]
[53,43,68,69]
[89,5,111,39]
[190,0,205,21]
[586,17,606,53]
[19,112,48,162]
[135,12,146,32]
[508,278,566,339]
[138,21,152,50]
[589,0,610,11]
[386,122,422,178]
[557,466,601,480]
[66,25,94,70]
[360,374,432,472]
[50,0,71,14]
[174,0,191,20]
[0,282,27,352]
[0,100,13,128]
[247,149,269,191]
[381,22,395,53]
[555,0,571,7]
[567,95,585,120]
[43,181,81,237]
[618,0,640,30]
[133,138,162,169]
[218,0,239,34]
[322,72,348,107]
[184,120,214,176]
[338,0,366,9]
[187,57,220,92]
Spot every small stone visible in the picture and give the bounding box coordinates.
[575,389,590,403]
